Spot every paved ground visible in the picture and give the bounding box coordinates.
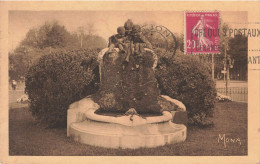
[9,90,25,103]
[9,81,25,91]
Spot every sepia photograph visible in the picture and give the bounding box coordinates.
[1,1,260,164]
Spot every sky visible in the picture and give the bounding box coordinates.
[8,10,247,51]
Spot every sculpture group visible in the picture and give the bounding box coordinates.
[106,19,152,63]
[67,19,187,149]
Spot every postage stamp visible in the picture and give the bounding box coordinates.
[185,11,220,54]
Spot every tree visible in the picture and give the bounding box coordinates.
[9,21,107,81]
[75,24,106,49]
[9,48,30,81]
[176,34,184,52]
[20,28,39,48]
[198,21,230,79]
[86,22,96,35]
[83,34,107,49]
[228,35,248,80]
[20,21,72,50]
[44,22,71,48]
[77,26,85,48]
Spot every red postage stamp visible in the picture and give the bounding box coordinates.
[185,11,220,54]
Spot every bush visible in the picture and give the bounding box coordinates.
[155,53,216,127]
[25,49,99,128]
[188,112,214,128]
[216,93,232,102]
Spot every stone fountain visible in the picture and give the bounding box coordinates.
[67,20,187,149]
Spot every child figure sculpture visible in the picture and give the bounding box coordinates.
[106,19,153,63]
[124,23,153,62]
[132,24,153,55]
[107,26,126,54]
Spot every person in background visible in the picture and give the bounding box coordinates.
[11,80,17,90]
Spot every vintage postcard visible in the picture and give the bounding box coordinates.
[0,1,260,164]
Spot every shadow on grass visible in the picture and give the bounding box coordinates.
[9,102,247,156]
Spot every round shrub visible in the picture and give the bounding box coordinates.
[155,53,216,127]
[25,49,99,128]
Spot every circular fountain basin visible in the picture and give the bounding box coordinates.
[67,97,187,149]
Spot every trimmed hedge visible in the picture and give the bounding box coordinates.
[156,53,216,127]
[25,48,216,128]
[25,49,99,128]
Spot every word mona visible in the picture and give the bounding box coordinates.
[218,134,242,148]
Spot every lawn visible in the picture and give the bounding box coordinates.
[9,100,247,156]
